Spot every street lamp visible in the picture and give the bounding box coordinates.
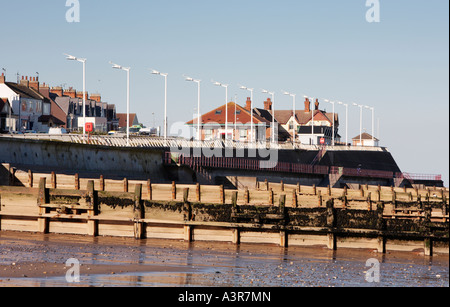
[110,61,131,147]
[283,91,297,143]
[365,105,375,144]
[338,101,349,145]
[353,103,364,146]
[262,89,276,143]
[239,85,254,143]
[304,95,315,145]
[213,80,229,141]
[324,99,336,146]
[65,53,86,142]
[151,69,168,140]
[185,76,201,141]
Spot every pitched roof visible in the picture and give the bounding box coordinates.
[5,82,46,101]
[117,113,139,128]
[273,109,338,125]
[353,133,379,141]
[186,102,270,126]
[55,96,79,115]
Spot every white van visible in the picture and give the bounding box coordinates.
[48,128,68,135]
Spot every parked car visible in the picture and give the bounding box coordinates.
[48,128,68,135]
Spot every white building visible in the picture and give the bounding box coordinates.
[0,76,50,132]
[353,133,380,147]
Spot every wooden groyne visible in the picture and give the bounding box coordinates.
[1,173,448,256]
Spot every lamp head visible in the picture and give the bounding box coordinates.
[110,62,122,70]
[65,53,77,61]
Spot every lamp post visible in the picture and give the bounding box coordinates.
[239,85,254,143]
[185,76,201,141]
[365,105,375,144]
[262,89,276,143]
[324,99,336,146]
[151,69,168,140]
[283,91,297,143]
[213,80,229,140]
[353,103,364,146]
[338,101,349,145]
[65,53,86,142]
[110,61,131,147]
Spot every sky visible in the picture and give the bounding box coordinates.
[0,0,448,185]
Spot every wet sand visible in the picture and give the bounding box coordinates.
[0,231,448,287]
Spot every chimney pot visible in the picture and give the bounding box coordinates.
[264,98,273,111]
[304,98,311,112]
[245,97,252,111]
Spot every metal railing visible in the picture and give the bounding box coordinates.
[165,152,331,176]
[396,172,443,182]
[0,134,388,152]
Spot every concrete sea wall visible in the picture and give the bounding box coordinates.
[0,138,165,180]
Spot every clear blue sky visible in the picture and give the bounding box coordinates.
[1,0,448,185]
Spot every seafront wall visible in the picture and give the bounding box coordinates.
[0,137,441,188]
[0,138,165,180]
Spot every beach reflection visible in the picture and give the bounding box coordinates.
[0,232,448,287]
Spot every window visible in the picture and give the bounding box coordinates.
[204,129,213,140]
[240,129,247,139]
[235,110,241,115]
[215,110,222,115]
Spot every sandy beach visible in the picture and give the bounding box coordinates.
[0,231,448,287]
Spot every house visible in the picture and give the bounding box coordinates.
[117,113,140,130]
[353,133,379,147]
[0,75,51,132]
[186,98,272,141]
[270,98,340,144]
[185,96,341,144]
[51,87,118,133]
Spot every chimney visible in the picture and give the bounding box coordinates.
[39,83,50,97]
[50,86,63,97]
[90,93,101,102]
[245,97,252,111]
[304,98,310,112]
[315,99,319,111]
[20,76,29,87]
[264,98,273,111]
[0,73,5,84]
[64,87,77,98]
[29,77,39,92]
[76,91,88,101]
